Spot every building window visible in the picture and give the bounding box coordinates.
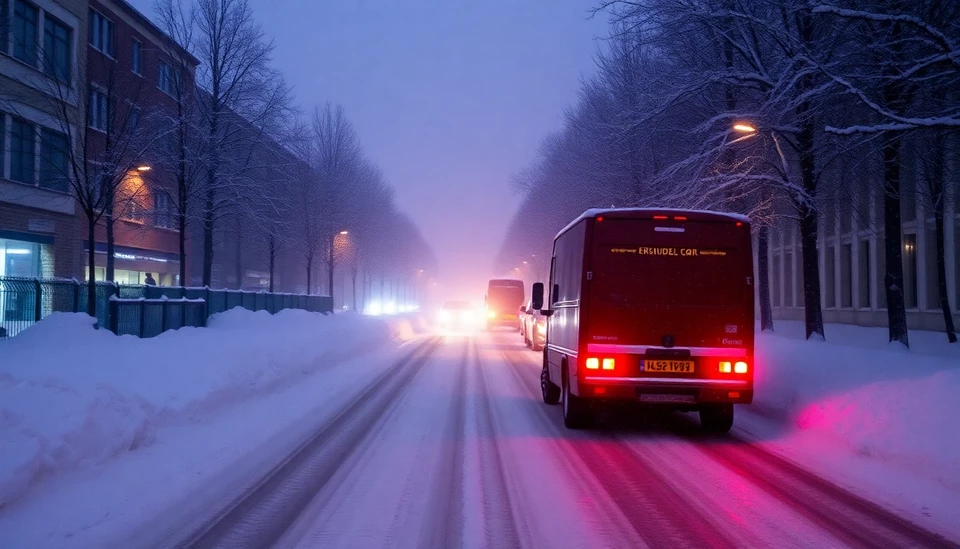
[1,0,9,55]
[89,88,109,131]
[39,127,69,192]
[154,191,175,229]
[13,0,38,66]
[121,196,145,223]
[42,14,70,82]
[10,117,35,184]
[772,253,781,307]
[924,223,940,310]
[128,105,140,130]
[903,233,918,308]
[877,235,887,309]
[89,9,113,56]
[825,245,836,308]
[784,251,794,308]
[858,242,871,308]
[131,39,141,74]
[841,243,853,308]
[158,60,177,95]
[0,114,5,178]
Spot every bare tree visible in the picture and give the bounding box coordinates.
[190,0,293,287]
[312,102,362,303]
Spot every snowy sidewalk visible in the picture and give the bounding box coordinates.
[741,321,960,535]
[0,309,416,509]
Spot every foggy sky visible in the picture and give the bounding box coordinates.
[129,0,607,302]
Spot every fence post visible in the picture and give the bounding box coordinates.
[161,300,167,333]
[108,298,116,333]
[33,278,42,322]
[205,287,211,322]
[182,297,187,328]
[73,279,80,312]
[139,300,146,338]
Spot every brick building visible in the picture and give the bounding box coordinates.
[82,0,198,286]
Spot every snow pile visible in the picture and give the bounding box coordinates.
[751,323,960,491]
[0,309,395,507]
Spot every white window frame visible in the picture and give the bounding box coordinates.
[88,86,108,131]
[88,8,113,57]
[131,38,141,75]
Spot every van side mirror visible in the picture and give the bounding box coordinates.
[531,282,544,310]
[519,305,527,314]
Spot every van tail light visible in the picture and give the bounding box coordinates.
[585,358,600,370]
[734,361,749,374]
[674,216,687,221]
[653,215,668,220]
[602,358,615,370]
[719,361,732,373]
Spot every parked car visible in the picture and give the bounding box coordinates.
[521,299,546,351]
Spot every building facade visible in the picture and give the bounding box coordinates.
[762,153,960,332]
[82,0,197,286]
[1,0,86,281]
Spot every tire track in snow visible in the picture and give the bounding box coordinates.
[175,337,440,549]
[498,341,956,547]
[417,338,467,549]
[497,345,741,547]
[472,339,524,549]
[698,440,959,548]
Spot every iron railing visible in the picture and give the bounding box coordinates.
[0,277,332,339]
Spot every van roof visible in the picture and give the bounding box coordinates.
[554,208,751,241]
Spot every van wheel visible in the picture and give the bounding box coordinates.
[562,368,593,429]
[700,404,734,433]
[541,362,560,405]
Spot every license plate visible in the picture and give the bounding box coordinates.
[641,359,695,373]
[638,393,696,404]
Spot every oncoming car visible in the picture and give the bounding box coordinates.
[534,208,755,433]
[437,301,477,330]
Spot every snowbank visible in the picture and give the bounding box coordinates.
[0,309,395,507]
[749,322,960,492]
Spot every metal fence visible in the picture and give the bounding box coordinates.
[0,277,333,339]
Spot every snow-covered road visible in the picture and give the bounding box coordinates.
[136,331,954,549]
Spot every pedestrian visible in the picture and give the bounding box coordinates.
[144,273,157,286]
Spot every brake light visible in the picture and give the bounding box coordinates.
[734,361,749,374]
[736,222,743,227]
[602,358,615,370]
[594,387,608,395]
[585,357,600,370]
[596,216,604,222]
[653,215,668,220]
[674,216,687,221]
[719,361,732,373]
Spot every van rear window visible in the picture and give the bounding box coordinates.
[591,220,745,309]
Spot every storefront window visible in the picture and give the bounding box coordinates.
[0,238,41,277]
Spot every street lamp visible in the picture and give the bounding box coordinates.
[329,229,349,307]
[136,165,152,172]
[730,121,776,332]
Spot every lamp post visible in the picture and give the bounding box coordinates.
[329,230,348,307]
[732,122,776,332]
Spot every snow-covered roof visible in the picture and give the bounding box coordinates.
[554,207,751,241]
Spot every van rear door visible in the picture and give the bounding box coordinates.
[586,217,752,350]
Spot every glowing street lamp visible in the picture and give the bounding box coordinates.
[136,165,152,172]
[339,230,349,235]
[732,123,758,134]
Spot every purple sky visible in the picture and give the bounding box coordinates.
[130,0,607,299]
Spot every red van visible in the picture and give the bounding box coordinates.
[532,208,755,432]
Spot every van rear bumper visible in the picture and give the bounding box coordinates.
[580,376,753,404]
